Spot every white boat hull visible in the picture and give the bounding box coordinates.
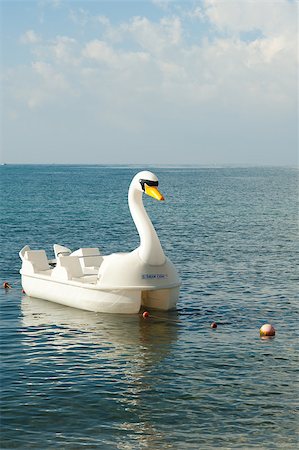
[21,274,180,314]
[22,275,141,314]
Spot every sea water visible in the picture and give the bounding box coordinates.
[0,165,298,449]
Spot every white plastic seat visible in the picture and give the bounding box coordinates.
[19,245,31,261]
[53,244,72,259]
[70,248,103,271]
[23,250,50,274]
[51,256,83,281]
[72,275,98,284]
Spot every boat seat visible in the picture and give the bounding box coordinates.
[72,275,98,284]
[19,245,31,261]
[82,267,99,275]
[51,256,84,281]
[38,269,52,277]
[53,244,72,259]
[70,248,103,270]
[23,250,51,274]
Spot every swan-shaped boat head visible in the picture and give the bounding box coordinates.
[128,170,165,266]
[97,170,181,296]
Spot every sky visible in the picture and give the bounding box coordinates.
[1,0,298,165]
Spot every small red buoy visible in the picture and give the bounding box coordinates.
[142,311,150,319]
[3,282,12,289]
[22,289,26,294]
[260,323,275,337]
[210,322,217,329]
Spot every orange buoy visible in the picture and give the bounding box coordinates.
[260,323,275,337]
[210,322,217,329]
[142,311,150,319]
[3,282,12,289]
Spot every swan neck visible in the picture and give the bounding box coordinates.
[129,188,165,265]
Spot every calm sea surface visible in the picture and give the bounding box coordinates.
[0,165,298,449]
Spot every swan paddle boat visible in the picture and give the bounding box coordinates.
[19,171,181,314]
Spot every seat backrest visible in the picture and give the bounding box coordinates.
[19,245,31,261]
[53,244,72,259]
[71,247,103,268]
[57,256,83,278]
[24,250,50,272]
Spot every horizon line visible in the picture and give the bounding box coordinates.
[1,162,298,169]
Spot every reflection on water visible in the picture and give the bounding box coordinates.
[17,297,179,449]
[21,296,178,360]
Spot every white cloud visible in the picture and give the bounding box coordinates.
[247,36,287,65]
[50,36,78,63]
[184,6,205,21]
[69,7,90,27]
[29,35,80,67]
[20,30,41,44]
[122,16,182,54]
[204,0,296,37]
[82,40,118,66]
[96,15,110,26]
[21,62,73,109]
[151,0,174,11]
[69,7,110,29]
[32,61,67,87]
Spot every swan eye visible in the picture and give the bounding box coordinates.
[139,179,159,192]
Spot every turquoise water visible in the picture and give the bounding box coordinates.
[0,165,298,449]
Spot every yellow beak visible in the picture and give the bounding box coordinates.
[145,185,165,201]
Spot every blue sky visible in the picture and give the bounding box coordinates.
[1,0,297,165]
